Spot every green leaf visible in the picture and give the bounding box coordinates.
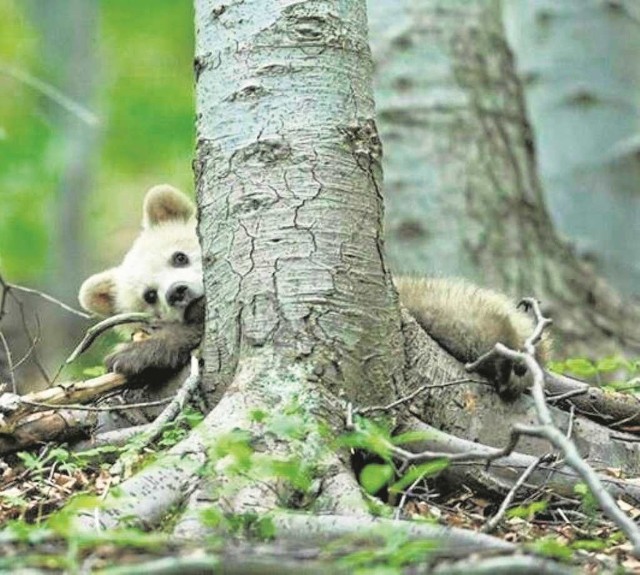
[573,482,588,497]
[17,451,40,470]
[528,537,573,561]
[200,506,224,528]
[596,357,622,373]
[82,366,106,377]
[338,419,393,460]
[250,409,268,423]
[213,430,254,471]
[506,500,547,519]
[4,522,52,545]
[181,409,203,428]
[360,463,394,494]
[571,539,607,551]
[268,413,307,440]
[389,460,449,494]
[565,358,596,378]
[390,430,433,446]
[546,361,566,374]
[48,447,70,462]
[390,539,435,567]
[268,458,312,492]
[256,516,276,541]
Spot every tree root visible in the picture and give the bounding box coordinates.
[398,415,640,503]
[545,371,640,429]
[71,423,150,452]
[58,352,581,573]
[0,533,577,575]
[401,310,640,475]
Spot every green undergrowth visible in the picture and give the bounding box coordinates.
[549,355,640,392]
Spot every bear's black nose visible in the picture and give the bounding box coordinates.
[167,283,193,307]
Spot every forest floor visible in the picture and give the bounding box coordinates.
[1,415,638,574]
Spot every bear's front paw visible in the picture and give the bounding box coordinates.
[105,344,156,378]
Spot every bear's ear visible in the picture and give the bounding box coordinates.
[142,184,194,228]
[79,269,118,316]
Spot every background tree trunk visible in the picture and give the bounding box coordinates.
[194,0,403,406]
[27,0,100,297]
[25,0,100,368]
[368,0,640,357]
[504,0,640,297]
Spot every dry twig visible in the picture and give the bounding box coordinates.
[6,282,92,319]
[0,331,16,393]
[66,312,152,364]
[354,378,489,417]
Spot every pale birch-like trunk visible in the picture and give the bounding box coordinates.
[504,0,640,297]
[195,0,403,406]
[368,0,640,357]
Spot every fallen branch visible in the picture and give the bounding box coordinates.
[0,372,130,452]
[0,331,16,393]
[4,281,93,319]
[0,372,126,428]
[0,408,97,454]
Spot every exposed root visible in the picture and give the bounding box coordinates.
[71,423,151,452]
[401,309,640,475]
[398,414,640,503]
[545,371,640,429]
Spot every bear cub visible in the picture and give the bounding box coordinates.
[79,185,204,379]
[79,185,549,397]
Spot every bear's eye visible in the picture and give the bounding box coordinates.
[171,251,190,267]
[143,288,158,305]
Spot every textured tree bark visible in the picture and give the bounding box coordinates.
[194,0,404,406]
[368,0,640,357]
[504,0,640,297]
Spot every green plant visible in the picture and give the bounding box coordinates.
[339,417,447,497]
[549,356,640,392]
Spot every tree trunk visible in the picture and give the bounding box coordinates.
[194,0,404,406]
[368,0,640,357]
[26,0,100,360]
[503,0,640,297]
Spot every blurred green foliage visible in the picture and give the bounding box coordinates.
[0,0,194,281]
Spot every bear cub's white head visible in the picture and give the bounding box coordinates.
[79,185,203,323]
